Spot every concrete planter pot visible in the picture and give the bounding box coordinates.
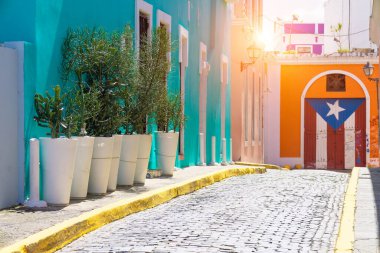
[107,135,123,192]
[156,132,179,177]
[118,134,140,186]
[40,137,78,206]
[70,136,95,199]
[88,137,114,195]
[134,134,152,185]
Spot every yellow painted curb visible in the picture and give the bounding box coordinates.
[0,167,266,253]
[235,162,283,170]
[334,167,360,253]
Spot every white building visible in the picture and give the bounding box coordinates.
[324,0,377,54]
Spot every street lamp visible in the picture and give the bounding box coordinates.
[363,61,380,161]
[240,44,262,72]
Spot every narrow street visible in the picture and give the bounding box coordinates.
[59,170,348,253]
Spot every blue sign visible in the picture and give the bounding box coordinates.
[306,98,365,129]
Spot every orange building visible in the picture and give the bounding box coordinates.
[264,56,379,169]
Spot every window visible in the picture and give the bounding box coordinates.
[251,73,255,145]
[244,71,249,143]
[157,10,172,64]
[135,0,152,50]
[297,46,312,54]
[326,74,346,92]
[259,76,263,143]
[179,26,188,158]
[139,12,149,47]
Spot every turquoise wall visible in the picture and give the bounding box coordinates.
[0,0,231,198]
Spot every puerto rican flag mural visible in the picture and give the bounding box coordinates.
[304,98,366,169]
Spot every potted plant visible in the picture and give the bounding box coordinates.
[63,86,99,199]
[155,93,185,177]
[62,27,124,195]
[117,26,141,187]
[34,85,78,206]
[132,27,171,185]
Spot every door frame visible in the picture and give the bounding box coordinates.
[300,70,370,168]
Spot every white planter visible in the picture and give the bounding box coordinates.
[134,134,152,185]
[118,135,140,186]
[156,132,179,177]
[107,135,123,192]
[70,136,95,199]
[88,137,114,195]
[40,137,78,206]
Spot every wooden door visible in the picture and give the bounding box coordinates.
[304,101,316,169]
[355,102,366,166]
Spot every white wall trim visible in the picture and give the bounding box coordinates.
[179,26,189,157]
[156,10,171,31]
[135,0,153,50]
[199,42,207,74]
[300,70,371,167]
[179,25,189,67]
[221,54,229,83]
[4,41,25,203]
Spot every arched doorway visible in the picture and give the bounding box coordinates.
[301,70,370,169]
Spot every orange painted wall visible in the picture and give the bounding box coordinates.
[280,64,379,158]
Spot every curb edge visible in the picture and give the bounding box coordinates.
[334,167,360,253]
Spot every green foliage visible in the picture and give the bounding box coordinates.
[117,26,141,135]
[34,85,71,138]
[156,93,185,133]
[61,27,125,137]
[132,27,171,134]
[330,23,344,52]
[64,85,101,136]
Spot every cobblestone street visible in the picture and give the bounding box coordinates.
[59,170,348,253]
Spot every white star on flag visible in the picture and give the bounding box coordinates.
[326,100,345,120]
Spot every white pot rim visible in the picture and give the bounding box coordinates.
[39,137,77,142]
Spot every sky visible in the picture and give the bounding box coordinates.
[263,0,326,24]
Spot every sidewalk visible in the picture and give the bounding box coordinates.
[354,168,380,252]
[0,165,262,250]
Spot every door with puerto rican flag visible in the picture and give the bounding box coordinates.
[304,98,366,170]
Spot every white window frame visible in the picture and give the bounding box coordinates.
[258,75,263,145]
[251,72,255,146]
[244,70,249,146]
[135,0,153,50]
[179,25,189,157]
[199,42,209,163]
[199,42,207,75]
[179,25,189,67]
[157,10,172,64]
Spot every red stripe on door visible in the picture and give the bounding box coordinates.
[355,101,366,166]
[304,101,316,169]
[327,124,345,170]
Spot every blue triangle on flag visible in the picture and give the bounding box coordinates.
[306,98,365,129]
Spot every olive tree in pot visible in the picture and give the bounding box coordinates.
[155,93,185,177]
[63,87,100,199]
[132,27,171,185]
[61,29,102,199]
[34,85,78,206]
[62,27,124,195]
[117,26,141,187]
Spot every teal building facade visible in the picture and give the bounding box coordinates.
[0,0,232,207]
